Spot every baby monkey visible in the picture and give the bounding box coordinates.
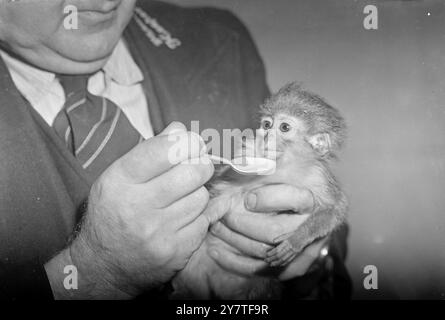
[257,82,348,266]
[172,82,348,299]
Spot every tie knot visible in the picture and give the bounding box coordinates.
[58,74,89,100]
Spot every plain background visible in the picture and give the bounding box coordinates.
[163,0,445,299]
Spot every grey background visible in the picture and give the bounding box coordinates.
[163,0,445,299]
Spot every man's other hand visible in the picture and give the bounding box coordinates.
[45,122,222,299]
[209,183,323,281]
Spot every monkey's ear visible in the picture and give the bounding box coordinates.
[308,133,331,156]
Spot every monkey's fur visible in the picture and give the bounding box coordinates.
[171,83,348,299]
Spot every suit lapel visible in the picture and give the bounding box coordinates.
[124,21,166,135]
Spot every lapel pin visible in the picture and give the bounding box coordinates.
[134,7,182,50]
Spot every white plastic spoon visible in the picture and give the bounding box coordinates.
[208,154,276,175]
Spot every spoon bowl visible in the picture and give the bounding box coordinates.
[209,155,276,175]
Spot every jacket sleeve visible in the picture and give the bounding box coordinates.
[0,259,54,300]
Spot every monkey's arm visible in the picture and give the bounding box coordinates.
[265,192,347,267]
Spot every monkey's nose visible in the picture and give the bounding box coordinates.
[264,130,277,144]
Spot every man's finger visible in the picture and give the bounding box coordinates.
[158,121,188,136]
[113,122,206,183]
[210,222,272,258]
[223,210,309,244]
[176,213,210,253]
[244,184,315,213]
[202,196,232,225]
[208,246,269,276]
[145,161,213,208]
[166,187,210,230]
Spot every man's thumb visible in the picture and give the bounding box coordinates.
[159,121,187,136]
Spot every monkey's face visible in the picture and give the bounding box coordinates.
[259,113,332,160]
[260,114,309,157]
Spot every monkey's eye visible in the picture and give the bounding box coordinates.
[262,120,272,130]
[279,122,291,132]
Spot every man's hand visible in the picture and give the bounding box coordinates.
[208,183,323,280]
[45,122,222,299]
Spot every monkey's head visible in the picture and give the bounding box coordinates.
[259,83,346,161]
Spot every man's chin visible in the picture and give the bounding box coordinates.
[46,55,108,75]
[58,42,114,63]
[52,27,122,60]
[46,42,115,74]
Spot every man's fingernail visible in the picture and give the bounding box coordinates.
[169,128,185,134]
[245,192,257,210]
[161,121,186,135]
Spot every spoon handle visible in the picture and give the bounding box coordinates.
[208,154,233,166]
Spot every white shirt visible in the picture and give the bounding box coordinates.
[0,40,154,139]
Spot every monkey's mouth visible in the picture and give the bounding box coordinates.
[263,138,285,160]
[239,138,283,161]
[263,148,284,161]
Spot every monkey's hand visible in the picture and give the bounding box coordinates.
[265,233,306,267]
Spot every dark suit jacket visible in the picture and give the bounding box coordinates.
[0,0,350,299]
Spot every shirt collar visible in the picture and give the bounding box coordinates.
[102,39,144,86]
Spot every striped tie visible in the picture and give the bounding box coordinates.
[53,75,142,180]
